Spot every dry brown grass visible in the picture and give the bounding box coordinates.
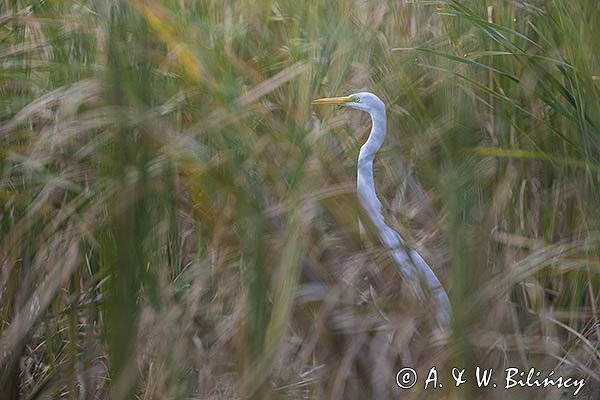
[1,0,599,399]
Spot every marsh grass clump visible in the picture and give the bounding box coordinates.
[1,0,599,399]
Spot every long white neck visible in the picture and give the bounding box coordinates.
[357,107,398,247]
[356,106,451,329]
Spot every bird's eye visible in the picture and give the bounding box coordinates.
[351,96,361,103]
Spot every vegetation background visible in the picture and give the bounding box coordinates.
[1,0,599,399]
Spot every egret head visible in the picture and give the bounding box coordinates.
[312,92,385,115]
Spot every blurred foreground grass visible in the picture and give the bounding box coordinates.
[1,0,599,399]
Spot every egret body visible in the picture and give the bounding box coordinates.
[312,92,451,329]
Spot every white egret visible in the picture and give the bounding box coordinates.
[312,92,451,330]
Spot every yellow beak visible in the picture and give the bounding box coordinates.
[312,95,354,105]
